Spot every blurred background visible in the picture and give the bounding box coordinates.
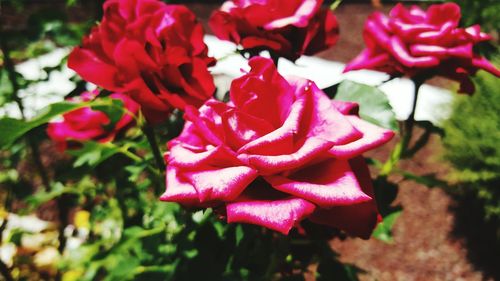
[0,0,499,280]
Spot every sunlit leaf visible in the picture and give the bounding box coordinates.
[335,80,398,131]
[372,210,402,243]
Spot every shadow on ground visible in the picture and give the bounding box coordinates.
[449,190,500,281]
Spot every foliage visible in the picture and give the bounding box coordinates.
[455,0,500,33]
[442,67,500,221]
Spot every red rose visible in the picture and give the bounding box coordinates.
[47,90,139,151]
[344,3,500,94]
[209,0,339,61]
[68,0,216,123]
[160,57,394,238]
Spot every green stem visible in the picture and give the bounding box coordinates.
[114,144,161,177]
[142,123,165,172]
[380,78,424,176]
[401,78,424,158]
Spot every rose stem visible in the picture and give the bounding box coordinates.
[270,51,280,67]
[142,123,166,172]
[401,77,424,157]
[380,76,427,176]
[0,36,51,191]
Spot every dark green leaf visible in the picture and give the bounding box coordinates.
[400,172,448,188]
[316,256,361,281]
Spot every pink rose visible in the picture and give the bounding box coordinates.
[209,0,339,61]
[161,57,394,238]
[47,90,139,151]
[344,3,500,94]
[68,0,215,123]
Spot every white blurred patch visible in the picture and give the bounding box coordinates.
[0,48,76,119]
[205,35,454,126]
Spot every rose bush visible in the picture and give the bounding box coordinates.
[68,0,215,123]
[344,2,500,93]
[161,57,394,238]
[209,0,339,61]
[47,90,139,151]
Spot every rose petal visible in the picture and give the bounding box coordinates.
[168,143,239,169]
[263,0,319,29]
[160,166,200,206]
[238,137,333,175]
[221,108,275,151]
[472,56,500,77]
[309,157,379,239]
[184,166,258,202]
[226,197,316,235]
[303,81,363,144]
[329,116,395,159]
[265,159,372,208]
[68,48,119,90]
[389,36,439,68]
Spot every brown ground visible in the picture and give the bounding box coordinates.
[332,133,498,281]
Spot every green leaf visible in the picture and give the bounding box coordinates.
[372,210,402,243]
[335,80,398,131]
[67,141,120,168]
[0,101,85,148]
[0,97,129,149]
[400,171,448,188]
[330,0,343,11]
[235,225,244,247]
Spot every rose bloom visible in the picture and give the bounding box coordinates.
[47,90,139,151]
[68,0,215,123]
[161,57,394,238]
[209,0,339,62]
[344,3,500,93]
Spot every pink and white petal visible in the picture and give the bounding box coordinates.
[265,159,371,208]
[238,137,333,175]
[221,108,275,150]
[263,0,319,29]
[226,197,316,235]
[472,56,500,77]
[168,143,239,168]
[185,166,258,202]
[237,92,308,155]
[344,49,390,73]
[309,157,379,239]
[184,105,225,146]
[331,100,359,116]
[389,36,439,68]
[294,81,362,144]
[329,116,395,159]
[160,166,200,206]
